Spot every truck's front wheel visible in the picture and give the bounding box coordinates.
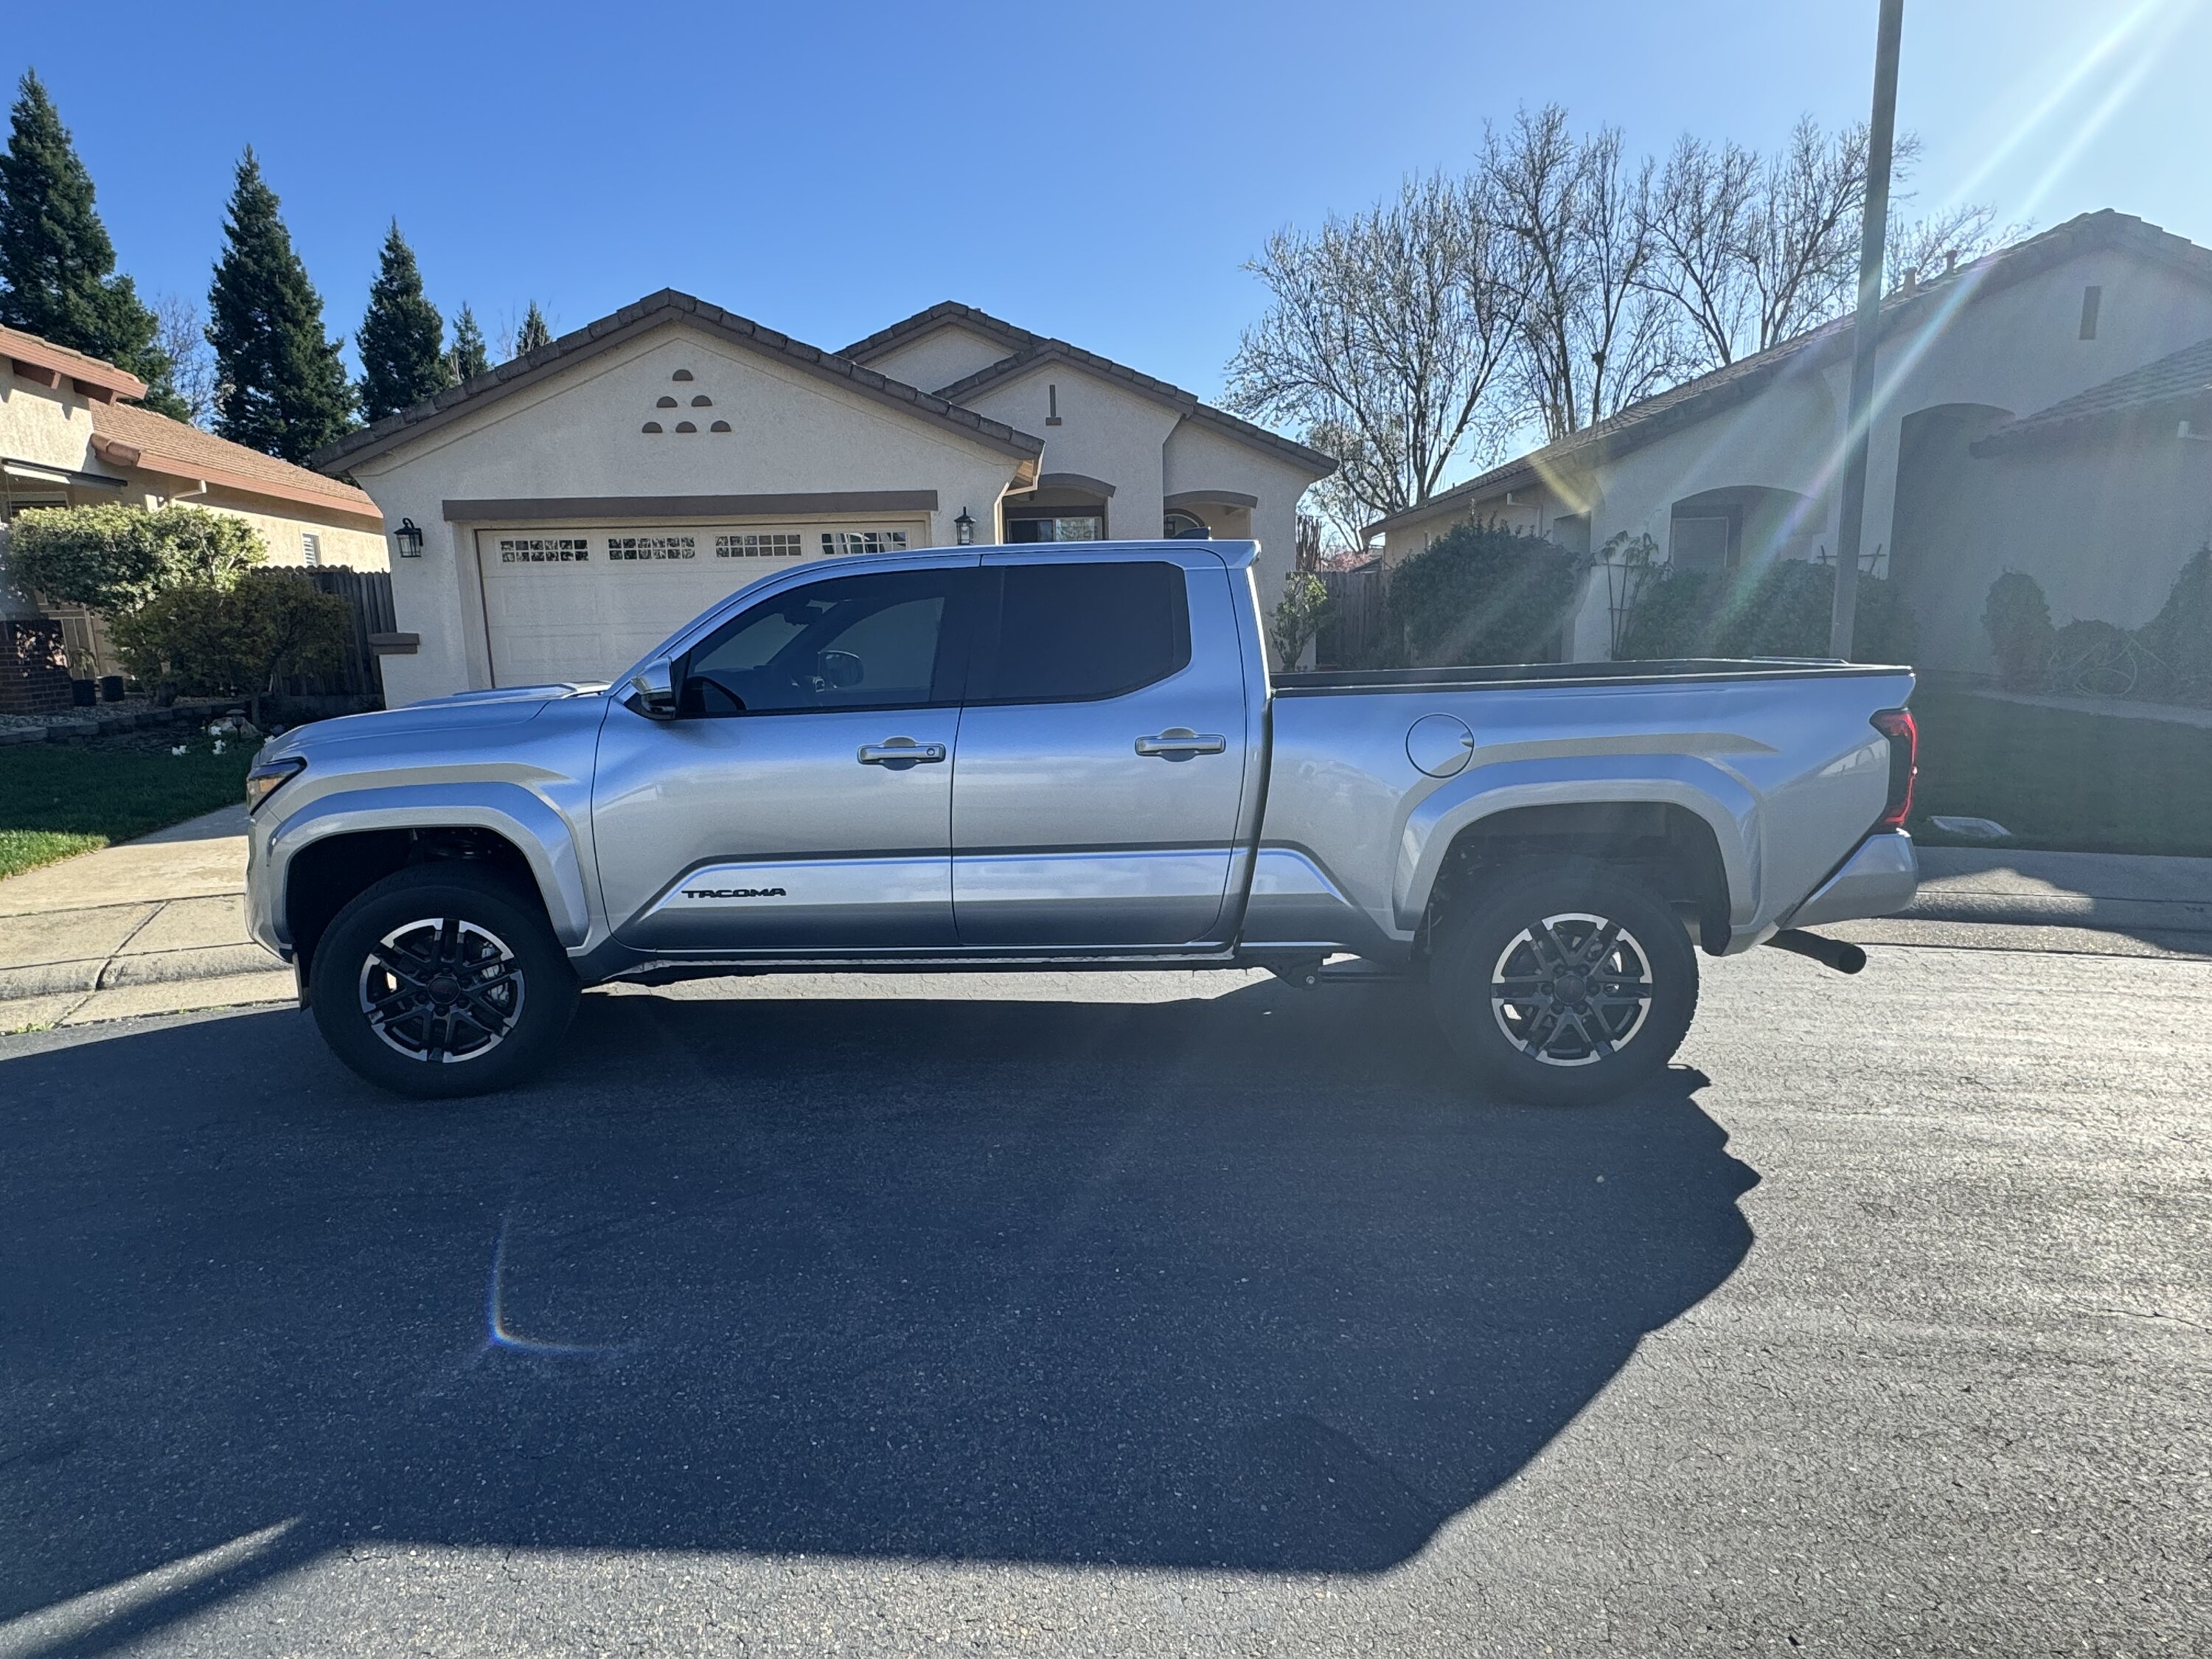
[1428,858,1698,1107]
[310,866,578,1098]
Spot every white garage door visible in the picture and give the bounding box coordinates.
[476,521,928,686]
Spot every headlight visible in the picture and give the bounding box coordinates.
[246,756,307,812]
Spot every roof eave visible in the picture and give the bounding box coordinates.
[313,292,1044,475]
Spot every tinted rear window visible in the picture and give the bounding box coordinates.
[974,562,1192,703]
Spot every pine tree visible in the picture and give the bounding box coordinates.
[512,301,552,356]
[356,221,452,422]
[0,69,187,417]
[448,302,489,381]
[207,148,355,462]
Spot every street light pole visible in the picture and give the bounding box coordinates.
[1830,0,1905,658]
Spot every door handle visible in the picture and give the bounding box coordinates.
[1134,729,1228,759]
[858,740,947,766]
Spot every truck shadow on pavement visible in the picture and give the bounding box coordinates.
[0,980,1756,1649]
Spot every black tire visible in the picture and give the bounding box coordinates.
[310,865,579,1098]
[1428,856,1698,1107]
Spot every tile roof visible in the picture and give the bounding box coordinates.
[852,302,1339,477]
[840,300,1041,364]
[91,401,380,520]
[1972,335,2212,453]
[312,290,1045,474]
[1368,209,2212,538]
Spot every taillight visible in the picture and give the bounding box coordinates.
[1871,708,1917,829]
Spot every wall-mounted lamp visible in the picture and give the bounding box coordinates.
[954,507,975,546]
[393,518,424,559]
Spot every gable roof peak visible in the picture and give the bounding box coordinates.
[311,290,1043,473]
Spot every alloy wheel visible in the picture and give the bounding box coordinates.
[1489,911,1654,1067]
[358,916,526,1064]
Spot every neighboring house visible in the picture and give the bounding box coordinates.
[1369,211,2212,674]
[0,324,386,693]
[312,292,1333,703]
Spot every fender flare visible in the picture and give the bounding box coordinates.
[1394,754,1759,931]
[265,782,594,946]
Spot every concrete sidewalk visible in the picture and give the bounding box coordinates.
[1907,844,2212,933]
[0,804,291,1032]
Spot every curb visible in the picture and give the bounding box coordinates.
[1902,893,2212,933]
[0,942,283,1001]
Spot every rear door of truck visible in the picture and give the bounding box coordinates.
[950,547,1251,947]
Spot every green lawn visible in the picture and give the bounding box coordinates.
[0,732,254,880]
[1909,689,2212,858]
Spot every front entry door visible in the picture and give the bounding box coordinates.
[951,551,1252,947]
[592,562,978,953]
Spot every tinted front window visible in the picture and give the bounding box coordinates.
[974,561,1192,703]
[684,570,965,714]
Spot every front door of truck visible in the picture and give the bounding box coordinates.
[950,550,1251,947]
[592,560,979,953]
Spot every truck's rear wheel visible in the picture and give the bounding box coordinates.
[310,866,577,1098]
[1428,858,1697,1106]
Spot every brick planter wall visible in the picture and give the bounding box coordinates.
[0,619,73,714]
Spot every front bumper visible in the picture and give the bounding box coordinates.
[1784,830,1919,930]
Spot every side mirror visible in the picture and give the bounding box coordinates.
[818,648,864,689]
[625,656,678,720]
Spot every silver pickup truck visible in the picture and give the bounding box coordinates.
[243,539,1919,1105]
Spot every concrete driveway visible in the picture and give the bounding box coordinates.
[0,939,2205,1656]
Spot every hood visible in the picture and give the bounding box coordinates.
[259,684,607,763]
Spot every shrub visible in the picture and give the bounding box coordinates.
[2045,619,2143,698]
[1616,559,1914,663]
[111,568,349,724]
[1981,570,2054,690]
[1382,519,1581,667]
[5,503,264,613]
[2134,544,2212,705]
[1270,570,1332,669]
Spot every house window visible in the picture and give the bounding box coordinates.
[301,532,322,566]
[1669,514,1734,572]
[1005,515,1105,543]
[715,532,804,558]
[822,529,910,556]
[606,535,697,561]
[2079,285,2102,340]
[1163,509,1210,539]
[498,537,590,563]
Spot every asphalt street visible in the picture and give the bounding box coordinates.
[0,936,2205,1657]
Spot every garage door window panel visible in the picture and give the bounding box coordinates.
[682,569,975,716]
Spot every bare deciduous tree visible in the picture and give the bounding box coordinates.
[152,293,220,428]
[1486,105,1683,442]
[1225,173,1528,549]
[1886,201,2013,291]
[1641,133,1759,369]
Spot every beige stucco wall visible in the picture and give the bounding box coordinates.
[958,361,1182,549]
[1162,417,1320,618]
[1894,423,2212,676]
[860,324,1020,397]
[1385,244,2212,663]
[349,321,1031,702]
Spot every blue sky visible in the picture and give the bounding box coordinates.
[7,0,2206,401]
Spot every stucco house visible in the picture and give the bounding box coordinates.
[1369,211,2212,674]
[313,293,1332,702]
[0,324,386,698]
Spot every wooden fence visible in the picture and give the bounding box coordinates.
[1315,564,1390,669]
[291,566,397,702]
